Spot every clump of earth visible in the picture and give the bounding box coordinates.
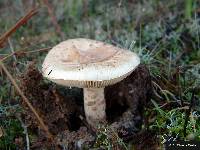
[19,62,151,149]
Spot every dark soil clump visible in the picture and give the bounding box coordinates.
[132,130,160,150]
[19,62,151,149]
[19,62,82,134]
[106,64,152,137]
[19,62,84,149]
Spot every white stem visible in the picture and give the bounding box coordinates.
[84,88,106,127]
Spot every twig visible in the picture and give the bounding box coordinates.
[0,61,54,141]
[0,8,38,48]
[8,38,17,62]
[16,114,30,150]
[42,0,64,39]
[159,101,190,109]
[183,89,195,137]
[8,37,20,73]
[0,47,51,62]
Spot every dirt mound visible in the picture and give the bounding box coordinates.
[19,62,151,149]
[106,64,152,139]
[20,62,82,134]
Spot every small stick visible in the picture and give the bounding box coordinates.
[16,115,30,150]
[0,8,38,48]
[8,38,17,62]
[0,47,51,62]
[0,61,54,141]
[48,70,52,75]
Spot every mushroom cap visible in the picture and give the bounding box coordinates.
[42,38,140,88]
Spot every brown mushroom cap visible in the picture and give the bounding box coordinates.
[42,38,140,88]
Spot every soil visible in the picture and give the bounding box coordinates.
[19,62,152,149]
[105,64,152,138]
[132,130,160,150]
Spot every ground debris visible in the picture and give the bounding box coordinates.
[56,127,95,150]
[19,63,151,149]
[19,62,82,148]
[132,130,160,150]
[106,64,152,138]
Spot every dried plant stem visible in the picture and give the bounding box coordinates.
[0,47,51,62]
[17,115,30,150]
[8,38,17,62]
[0,8,38,48]
[0,61,54,141]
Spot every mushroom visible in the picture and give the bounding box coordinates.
[42,38,140,127]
